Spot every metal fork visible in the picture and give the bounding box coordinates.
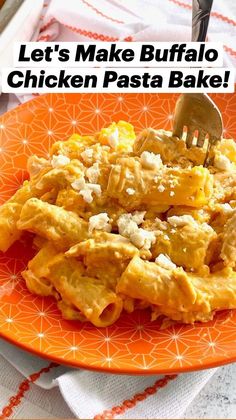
[172,0,223,155]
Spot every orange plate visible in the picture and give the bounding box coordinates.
[0,93,236,374]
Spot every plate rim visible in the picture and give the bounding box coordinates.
[1,331,236,375]
[0,92,236,375]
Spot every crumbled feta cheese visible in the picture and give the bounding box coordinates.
[155,254,176,270]
[125,170,134,180]
[117,214,138,237]
[79,184,101,203]
[29,158,49,176]
[170,228,176,234]
[89,213,111,234]
[51,154,70,168]
[163,235,169,241]
[120,220,138,238]
[81,148,93,162]
[126,188,135,195]
[170,180,177,188]
[79,189,93,203]
[155,218,167,230]
[167,215,195,227]
[169,191,175,197]
[214,154,232,171]
[157,184,165,193]
[117,212,145,236]
[117,212,150,248]
[72,177,101,203]
[86,163,100,183]
[71,177,86,191]
[220,203,234,214]
[201,222,214,233]
[130,228,156,250]
[86,183,102,196]
[108,128,119,149]
[131,211,146,225]
[140,151,162,170]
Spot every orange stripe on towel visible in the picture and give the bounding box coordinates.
[39,18,57,33]
[63,24,120,41]
[80,0,125,24]
[224,45,236,57]
[37,34,52,41]
[0,362,58,419]
[94,374,178,420]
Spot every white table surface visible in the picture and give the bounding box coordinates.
[183,364,236,419]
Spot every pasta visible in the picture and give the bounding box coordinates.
[1,120,236,327]
[106,157,213,209]
[134,128,207,166]
[17,198,88,249]
[221,211,236,267]
[66,231,147,289]
[22,243,59,298]
[117,256,236,324]
[0,181,32,251]
[47,254,123,327]
[147,217,217,270]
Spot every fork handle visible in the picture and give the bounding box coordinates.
[192,0,213,42]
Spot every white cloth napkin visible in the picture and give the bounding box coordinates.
[0,339,217,419]
[38,0,236,66]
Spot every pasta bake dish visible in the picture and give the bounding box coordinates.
[1,121,236,328]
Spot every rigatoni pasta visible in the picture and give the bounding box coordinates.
[117,256,236,324]
[17,198,88,249]
[147,216,217,270]
[0,181,32,252]
[106,157,213,208]
[47,255,123,327]
[21,243,60,298]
